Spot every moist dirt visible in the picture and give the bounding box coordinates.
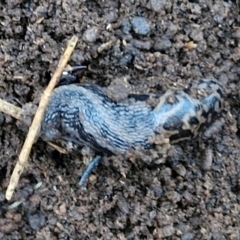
[0,0,240,239]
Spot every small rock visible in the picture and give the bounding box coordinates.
[183,191,194,204]
[211,230,227,240]
[165,23,178,38]
[149,210,157,219]
[232,29,240,40]
[120,53,133,66]
[0,222,18,234]
[27,212,46,230]
[13,213,22,223]
[55,203,67,216]
[154,38,171,50]
[150,0,167,12]
[131,39,152,50]
[166,191,181,203]
[106,77,131,102]
[174,164,186,177]
[105,12,118,23]
[202,148,213,170]
[189,29,203,42]
[151,184,163,198]
[162,225,175,237]
[83,27,98,43]
[122,18,131,34]
[117,196,130,214]
[207,34,218,48]
[154,224,175,238]
[181,232,194,240]
[19,185,34,199]
[131,17,150,35]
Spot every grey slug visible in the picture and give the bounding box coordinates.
[40,73,223,155]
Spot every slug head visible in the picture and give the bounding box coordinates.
[57,65,87,87]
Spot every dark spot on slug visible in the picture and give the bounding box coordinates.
[143,142,154,150]
[163,116,183,131]
[195,104,201,112]
[169,130,193,142]
[209,79,218,85]
[217,88,223,98]
[128,94,150,102]
[198,79,205,85]
[201,110,208,119]
[188,116,199,125]
[74,121,112,154]
[218,100,222,109]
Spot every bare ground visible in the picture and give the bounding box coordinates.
[0,0,240,239]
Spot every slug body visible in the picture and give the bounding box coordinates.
[41,79,223,155]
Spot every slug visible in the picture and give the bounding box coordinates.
[40,68,223,185]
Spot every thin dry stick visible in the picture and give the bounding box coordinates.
[6,35,78,201]
[0,99,23,121]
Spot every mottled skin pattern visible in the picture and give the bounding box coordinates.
[40,78,223,155]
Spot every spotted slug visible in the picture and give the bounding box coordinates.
[40,76,223,155]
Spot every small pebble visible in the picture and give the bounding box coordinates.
[120,53,133,66]
[150,0,167,12]
[232,29,240,40]
[202,148,213,170]
[27,213,46,230]
[83,27,98,43]
[105,12,118,23]
[181,232,194,240]
[121,18,131,34]
[174,164,186,177]
[132,39,152,50]
[154,225,175,238]
[117,196,130,214]
[131,17,150,35]
[154,38,172,50]
[151,184,163,198]
[190,29,203,42]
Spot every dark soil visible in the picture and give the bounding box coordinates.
[0,0,240,239]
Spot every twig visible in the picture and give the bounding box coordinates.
[0,99,23,121]
[5,35,78,200]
